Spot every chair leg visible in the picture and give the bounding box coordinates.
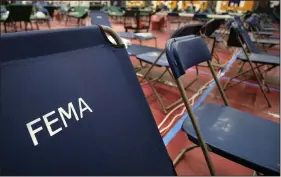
[77,19,80,27]
[24,22,27,31]
[13,22,17,32]
[29,22,33,30]
[173,145,199,167]
[46,20,51,29]
[65,16,69,26]
[4,22,7,33]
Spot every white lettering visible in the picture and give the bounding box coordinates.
[26,118,43,146]
[58,103,79,128]
[78,97,93,118]
[42,111,62,136]
[27,97,93,146]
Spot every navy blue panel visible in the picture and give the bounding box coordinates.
[90,10,112,28]
[182,103,280,176]
[1,27,176,176]
[0,26,110,62]
[166,36,211,79]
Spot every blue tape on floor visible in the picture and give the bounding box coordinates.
[163,49,242,146]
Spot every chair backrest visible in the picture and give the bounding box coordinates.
[0,26,176,176]
[90,10,112,28]
[166,35,212,79]
[230,16,260,53]
[44,5,58,18]
[6,4,33,22]
[193,12,208,21]
[245,14,260,29]
[168,12,179,17]
[171,23,203,38]
[201,19,224,37]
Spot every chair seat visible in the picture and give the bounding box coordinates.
[182,103,280,175]
[237,53,280,65]
[118,32,137,39]
[251,38,280,45]
[68,11,87,18]
[108,11,124,16]
[269,35,280,39]
[254,31,274,36]
[135,33,156,40]
[127,44,162,56]
[30,15,49,20]
[118,32,155,40]
[136,51,169,67]
[263,27,279,31]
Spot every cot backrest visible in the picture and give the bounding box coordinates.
[171,23,203,38]
[0,26,176,176]
[90,10,112,28]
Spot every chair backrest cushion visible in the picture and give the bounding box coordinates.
[166,35,212,79]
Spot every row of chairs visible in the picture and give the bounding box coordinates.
[91,11,279,116]
[1,20,279,175]
[0,4,53,32]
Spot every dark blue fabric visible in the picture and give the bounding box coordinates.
[166,36,211,79]
[183,103,280,176]
[0,26,176,176]
[1,26,109,62]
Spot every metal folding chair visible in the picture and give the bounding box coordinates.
[200,18,226,67]
[90,10,157,47]
[1,26,176,176]
[235,16,279,50]
[136,24,203,114]
[223,20,280,107]
[165,35,279,176]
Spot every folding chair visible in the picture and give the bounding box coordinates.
[165,35,280,176]
[254,14,279,32]
[0,26,177,176]
[235,16,279,49]
[136,24,203,114]
[223,20,280,107]
[90,10,157,47]
[200,18,226,67]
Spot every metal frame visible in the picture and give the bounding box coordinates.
[101,25,124,45]
[172,60,230,176]
[223,31,273,107]
[138,50,199,114]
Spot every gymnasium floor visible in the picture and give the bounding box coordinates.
[1,18,280,175]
